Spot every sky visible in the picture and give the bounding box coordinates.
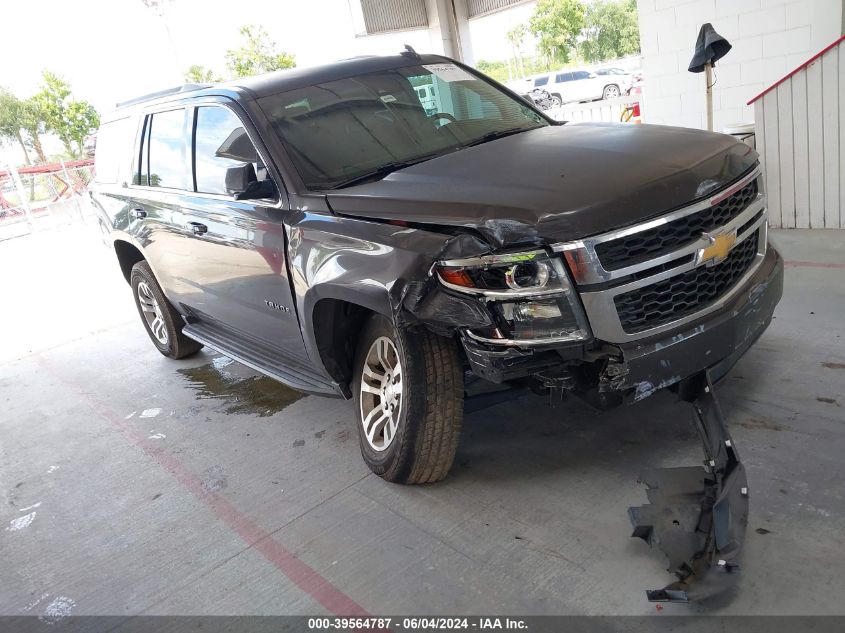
[0,0,539,110]
[0,0,539,164]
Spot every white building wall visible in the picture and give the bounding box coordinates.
[637,0,843,131]
[755,38,844,228]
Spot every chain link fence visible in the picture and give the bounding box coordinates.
[0,159,95,240]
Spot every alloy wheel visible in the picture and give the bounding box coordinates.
[604,85,620,99]
[359,336,403,451]
[137,281,169,345]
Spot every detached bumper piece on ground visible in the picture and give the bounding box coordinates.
[629,370,748,603]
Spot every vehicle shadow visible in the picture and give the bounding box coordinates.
[455,387,703,484]
[452,384,748,613]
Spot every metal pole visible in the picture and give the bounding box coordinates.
[8,162,35,232]
[705,62,714,132]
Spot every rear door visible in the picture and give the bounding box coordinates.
[581,71,603,100]
[568,71,590,100]
[553,72,575,102]
[126,107,195,305]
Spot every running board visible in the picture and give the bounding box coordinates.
[182,323,341,397]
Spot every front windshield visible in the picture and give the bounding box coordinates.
[257,63,548,189]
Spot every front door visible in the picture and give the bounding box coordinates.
[176,103,308,361]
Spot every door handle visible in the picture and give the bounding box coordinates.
[188,222,208,235]
[130,208,147,219]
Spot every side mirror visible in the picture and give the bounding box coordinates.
[224,163,256,195]
[234,179,277,201]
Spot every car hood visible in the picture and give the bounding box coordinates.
[325,123,758,248]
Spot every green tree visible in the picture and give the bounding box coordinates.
[19,97,49,163]
[475,60,509,83]
[0,89,49,164]
[225,25,296,79]
[529,0,587,64]
[580,0,640,63]
[184,64,223,84]
[506,24,528,78]
[0,89,32,164]
[34,71,100,159]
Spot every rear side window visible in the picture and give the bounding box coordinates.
[193,106,261,195]
[94,117,132,184]
[147,109,187,189]
[575,71,591,80]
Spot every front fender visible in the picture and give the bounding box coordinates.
[286,211,460,370]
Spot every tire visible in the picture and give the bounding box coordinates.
[550,94,563,108]
[130,260,202,359]
[602,84,620,100]
[351,314,464,484]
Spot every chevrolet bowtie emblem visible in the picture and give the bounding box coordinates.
[699,230,737,265]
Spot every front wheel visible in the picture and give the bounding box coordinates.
[352,314,464,484]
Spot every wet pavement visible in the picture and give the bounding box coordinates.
[1,223,844,617]
[177,359,306,418]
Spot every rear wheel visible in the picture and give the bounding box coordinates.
[352,314,464,484]
[130,261,202,359]
[603,84,621,100]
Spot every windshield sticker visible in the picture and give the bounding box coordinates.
[423,64,474,82]
[379,94,397,103]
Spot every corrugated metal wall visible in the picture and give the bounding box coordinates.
[360,0,428,34]
[755,38,844,229]
[466,0,527,18]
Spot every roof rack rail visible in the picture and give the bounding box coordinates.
[115,83,211,109]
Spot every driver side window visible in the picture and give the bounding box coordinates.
[193,106,269,196]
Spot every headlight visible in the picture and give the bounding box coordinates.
[434,250,591,345]
[435,250,566,298]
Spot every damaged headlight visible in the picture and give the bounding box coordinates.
[434,250,591,345]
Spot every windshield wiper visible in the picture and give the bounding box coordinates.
[331,152,446,189]
[464,127,530,148]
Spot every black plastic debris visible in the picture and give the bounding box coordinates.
[629,370,748,602]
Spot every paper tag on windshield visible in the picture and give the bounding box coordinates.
[423,63,474,82]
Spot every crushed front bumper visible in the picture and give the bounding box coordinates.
[459,244,783,397]
[610,245,784,401]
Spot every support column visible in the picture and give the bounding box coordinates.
[425,0,475,64]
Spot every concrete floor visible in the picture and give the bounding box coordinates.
[1,223,844,617]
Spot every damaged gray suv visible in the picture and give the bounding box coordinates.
[92,52,783,600]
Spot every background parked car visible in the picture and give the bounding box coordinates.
[528,87,556,110]
[594,67,635,94]
[518,69,625,105]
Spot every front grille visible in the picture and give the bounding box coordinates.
[614,230,760,334]
[595,179,758,271]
